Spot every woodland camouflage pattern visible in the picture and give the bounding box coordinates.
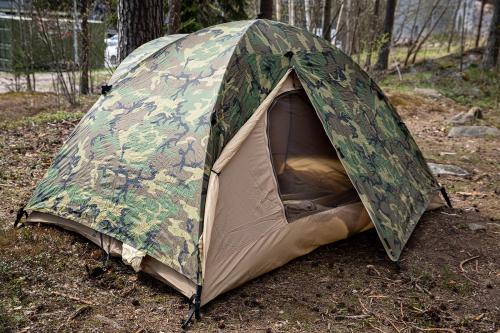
[26,20,440,283]
[109,34,186,84]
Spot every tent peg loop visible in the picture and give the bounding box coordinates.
[181,285,202,329]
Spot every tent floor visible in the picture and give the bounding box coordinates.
[282,189,360,221]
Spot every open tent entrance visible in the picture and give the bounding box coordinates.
[267,86,360,221]
[201,71,374,303]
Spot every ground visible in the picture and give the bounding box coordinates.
[0,52,499,333]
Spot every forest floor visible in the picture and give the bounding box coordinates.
[0,51,499,332]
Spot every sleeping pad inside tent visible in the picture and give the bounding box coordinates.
[17,19,447,324]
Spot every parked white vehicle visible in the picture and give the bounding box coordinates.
[105,35,118,67]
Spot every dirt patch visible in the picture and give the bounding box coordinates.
[0,92,95,125]
[0,88,499,332]
[387,90,500,220]
[0,92,62,122]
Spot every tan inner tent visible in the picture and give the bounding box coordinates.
[268,89,359,220]
[201,71,373,304]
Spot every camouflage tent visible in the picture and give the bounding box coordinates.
[22,19,444,317]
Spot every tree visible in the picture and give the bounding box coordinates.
[403,0,449,66]
[177,0,248,33]
[276,0,282,21]
[460,0,467,71]
[167,0,181,33]
[260,0,273,19]
[322,0,332,40]
[483,0,500,68]
[364,0,380,70]
[304,0,311,30]
[344,0,353,54]
[447,0,462,52]
[80,0,90,95]
[289,0,295,26]
[374,0,397,70]
[475,0,486,48]
[333,1,345,45]
[118,0,164,61]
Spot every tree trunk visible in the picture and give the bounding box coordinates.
[260,0,273,19]
[460,0,467,71]
[475,0,486,48]
[364,0,380,70]
[322,0,332,40]
[118,0,164,62]
[167,0,181,34]
[411,4,448,64]
[276,0,282,21]
[333,1,345,45]
[80,0,90,95]
[374,0,397,70]
[350,5,361,55]
[304,0,311,30]
[344,0,352,54]
[483,0,500,68]
[447,0,462,52]
[289,0,295,26]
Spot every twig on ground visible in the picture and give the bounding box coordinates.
[415,283,433,297]
[67,305,91,321]
[413,326,456,333]
[335,314,370,320]
[358,297,371,315]
[462,273,479,285]
[440,212,458,216]
[366,264,381,276]
[51,291,94,305]
[368,323,389,333]
[459,255,480,272]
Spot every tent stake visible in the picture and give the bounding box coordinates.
[440,187,453,208]
[14,205,27,228]
[181,285,202,329]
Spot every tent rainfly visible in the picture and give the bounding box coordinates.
[18,19,448,327]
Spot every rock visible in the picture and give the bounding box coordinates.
[467,223,486,231]
[414,87,441,98]
[447,107,483,125]
[448,126,500,138]
[468,87,482,98]
[427,162,469,177]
